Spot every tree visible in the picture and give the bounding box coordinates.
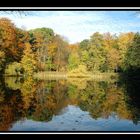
[0,18,18,62]
[90,32,104,47]
[79,39,89,50]
[30,28,55,71]
[53,35,69,71]
[21,42,37,76]
[16,28,31,61]
[68,52,80,71]
[5,62,22,76]
[106,48,120,72]
[0,11,32,16]
[0,51,5,73]
[68,44,80,71]
[87,32,106,72]
[124,33,140,77]
[80,50,89,65]
[103,33,121,72]
[118,32,135,70]
[30,28,54,43]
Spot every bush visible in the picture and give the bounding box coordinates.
[68,65,90,77]
[5,62,23,76]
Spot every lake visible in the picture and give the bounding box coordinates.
[0,76,140,131]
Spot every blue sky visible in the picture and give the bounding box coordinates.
[0,11,140,43]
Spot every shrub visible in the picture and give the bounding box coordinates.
[5,62,23,76]
[68,65,90,77]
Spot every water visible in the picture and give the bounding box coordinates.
[0,76,140,131]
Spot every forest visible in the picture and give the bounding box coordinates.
[0,17,140,79]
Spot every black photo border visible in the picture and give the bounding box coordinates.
[0,7,140,137]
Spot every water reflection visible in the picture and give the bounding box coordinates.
[0,76,140,131]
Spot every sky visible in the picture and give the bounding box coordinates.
[0,11,140,43]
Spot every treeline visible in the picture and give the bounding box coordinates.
[0,18,69,76]
[0,18,140,76]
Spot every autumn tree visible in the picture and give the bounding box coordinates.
[118,32,135,71]
[21,42,37,76]
[29,28,55,71]
[16,28,31,60]
[0,18,17,63]
[106,48,120,72]
[53,35,69,71]
[0,18,30,73]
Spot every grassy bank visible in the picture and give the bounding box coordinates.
[34,71,67,80]
[34,71,119,81]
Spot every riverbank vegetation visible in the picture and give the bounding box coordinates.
[0,18,140,78]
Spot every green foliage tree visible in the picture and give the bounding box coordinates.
[79,39,89,50]
[68,52,80,71]
[123,33,140,77]
[87,32,106,72]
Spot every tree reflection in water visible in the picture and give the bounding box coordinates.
[0,76,139,131]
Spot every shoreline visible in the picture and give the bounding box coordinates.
[33,72,119,81]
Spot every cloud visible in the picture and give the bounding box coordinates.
[0,11,140,43]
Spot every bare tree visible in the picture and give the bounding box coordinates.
[0,11,33,17]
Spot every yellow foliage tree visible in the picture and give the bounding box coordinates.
[21,42,37,76]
